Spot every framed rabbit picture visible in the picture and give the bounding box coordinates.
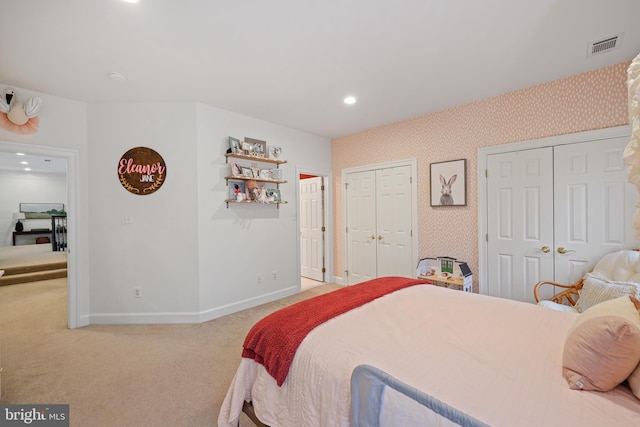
[430,159,467,206]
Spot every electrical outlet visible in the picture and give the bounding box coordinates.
[272,270,278,280]
[257,275,262,284]
[121,216,133,224]
[134,287,142,298]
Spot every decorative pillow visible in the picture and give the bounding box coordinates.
[575,273,639,313]
[563,296,640,392]
[591,250,640,283]
[536,300,579,313]
[626,297,640,400]
[629,362,640,400]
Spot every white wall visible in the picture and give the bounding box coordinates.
[0,84,89,328]
[87,102,331,323]
[0,170,67,246]
[0,83,331,325]
[196,104,332,319]
[87,103,200,322]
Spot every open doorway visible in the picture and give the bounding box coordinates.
[298,169,332,291]
[0,140,78,328]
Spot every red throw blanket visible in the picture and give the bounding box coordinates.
[241,276,430,386]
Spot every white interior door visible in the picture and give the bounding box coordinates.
[486,147,554,302]
[346,170,377,285]
[486,136,637,303]
[376,166,413,278]
[345,165,415,285]
[300,176,325,281]
[553,137,637,284]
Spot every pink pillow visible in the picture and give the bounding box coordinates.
[626,297,640,400]
[562,296,640,391]
[629,358,640,400]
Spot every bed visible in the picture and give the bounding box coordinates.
[218,276,640,426]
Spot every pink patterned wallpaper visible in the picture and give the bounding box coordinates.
[331,61,630,288]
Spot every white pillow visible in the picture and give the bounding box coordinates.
[536,300,579,313]
[591,250,640,282]
[575,273,639,313]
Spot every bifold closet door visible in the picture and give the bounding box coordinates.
[346,170,377,285]
[375,166,413,279]
[486,136,636,303]
[553,137,636,284]
[486,147,554,302]
[345,166,413,285]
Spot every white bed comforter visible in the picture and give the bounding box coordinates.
[218,285,640,427]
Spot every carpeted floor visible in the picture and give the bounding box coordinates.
[0,277,341,426]
[0,244,67,268]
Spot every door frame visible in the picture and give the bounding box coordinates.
[296,167,333,287]
[477,125,631,295]
[0,140,80,328]
[341,158,418,286]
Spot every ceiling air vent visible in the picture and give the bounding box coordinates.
[587,33,623,57]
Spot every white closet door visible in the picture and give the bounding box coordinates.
[345,164,415,285]
[486,136,637,303]
[376,166,414,278]
[553,137,636,284]
[486,147,554,302]
[346,170,377,285]
[300,176,325,281]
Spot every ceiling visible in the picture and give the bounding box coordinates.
[0,152,66,174]
[0,0,639,139]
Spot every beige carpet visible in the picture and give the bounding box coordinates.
[0,278,341,426]
[0,244,67,268]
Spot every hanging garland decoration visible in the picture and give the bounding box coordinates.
[0,87,42,135]
[117,147,167,195]
[623,53,640,239]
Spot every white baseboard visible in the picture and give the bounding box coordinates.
[198,286,298,323]
[88,286,299,325]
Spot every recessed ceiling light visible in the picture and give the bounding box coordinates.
[16,152,25,156]
[122,0,139,4]
[344,96,357,105]
[24,168,31,171]
[20,161,28,165]
[108,72,127,82]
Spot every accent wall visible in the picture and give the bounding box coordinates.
[331,62,631,288]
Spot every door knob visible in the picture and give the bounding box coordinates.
[370,235,375,240]
[377,235,382,240]
[540,246,550,253]
[557,247,575,254]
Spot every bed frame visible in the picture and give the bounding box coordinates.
[241,401,269,427]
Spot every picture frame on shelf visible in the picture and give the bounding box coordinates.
[270,169,282,180]
[269,146,282,159]
[266,188,281,202]
[229,180,246,200]
[244,137,267,158]
[241,141,252,155]
[251,167,260,178]
[430,159,467,207]
[259,169,272,180]
[229,137,242,154]
[230,162,242,177]
[241,167,254,178]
